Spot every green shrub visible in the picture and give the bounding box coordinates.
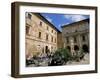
[54,48,72,62]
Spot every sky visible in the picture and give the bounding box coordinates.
[41,13,89,31]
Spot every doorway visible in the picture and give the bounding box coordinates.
[45,46,48,53]
[74,45,79,51]
[82,44,89,53]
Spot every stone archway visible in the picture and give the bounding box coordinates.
[74,45,79,51]
[82,44,89,53]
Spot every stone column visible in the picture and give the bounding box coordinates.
[78,34,82,51]
[64,37,66,48]
[70,37,74,56]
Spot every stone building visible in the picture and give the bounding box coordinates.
[25,12,61,59]
[62,19,89,56]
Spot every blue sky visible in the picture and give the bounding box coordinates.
[41,13,89,31]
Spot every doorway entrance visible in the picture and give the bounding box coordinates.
[45,46,48,53]
[82,44,89,53]
[74,45,79,51]
[66,46,71,52]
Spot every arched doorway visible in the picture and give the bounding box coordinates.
[45,46,48,53]
[66,46,71,52]
[74,45,79,51]
[82,44,89,53]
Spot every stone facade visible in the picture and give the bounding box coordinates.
[62,19,89,56]
[25,13,61,59]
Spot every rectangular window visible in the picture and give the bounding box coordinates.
[28,13,32,19]
[55,38,56,43]
[40,21,42,26]
[51,36,53,42]
[38,32,41,38]
[52,30,53,33]
[74,36,77,43]
[46,34,48,41]
[66,37,69,43]
[26,26,30,35]
[82,35,86,41]
[47,26,49,30]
